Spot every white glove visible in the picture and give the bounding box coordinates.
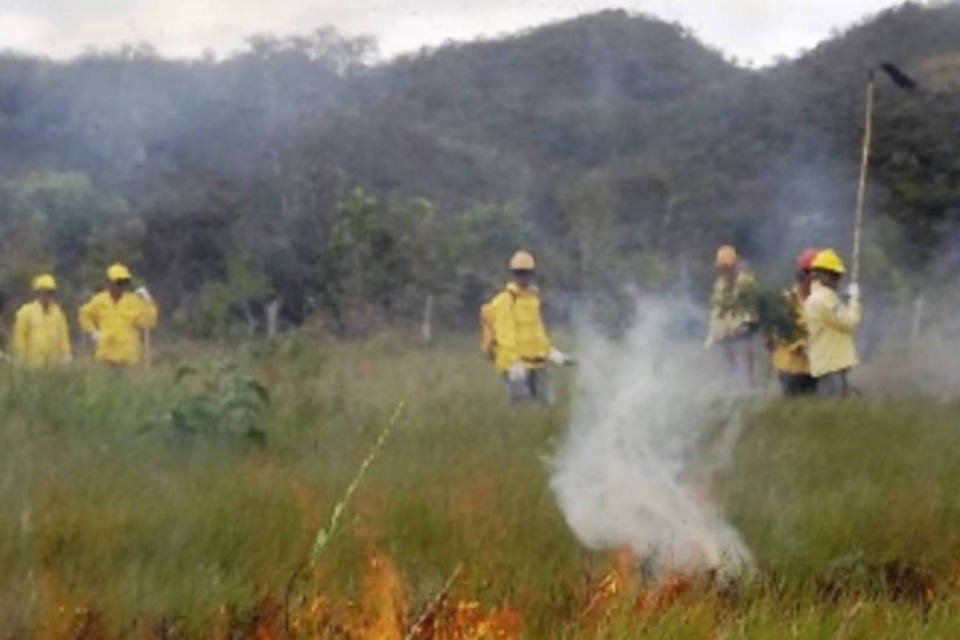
[507,362,527,384]
[135,286,152,301]
[548,347,569,366]
[90,330,101,343]
[703,334,715,350]
[847,283,860,300]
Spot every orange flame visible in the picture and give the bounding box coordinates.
[358,550,407,639]
[580,548,699,629]
[409,598,523,639]
[636,572,693,614]
[281,547,522,639]
[581,547,636,622]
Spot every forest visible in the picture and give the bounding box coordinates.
[0,2,958,339]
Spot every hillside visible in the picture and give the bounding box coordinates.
[0,3,958,334]
[311,11,744,204]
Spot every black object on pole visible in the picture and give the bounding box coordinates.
[879,62,919,91]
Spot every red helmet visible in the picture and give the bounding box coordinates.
[796,247,819,270]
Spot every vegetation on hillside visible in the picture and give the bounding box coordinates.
[0,3,959,339]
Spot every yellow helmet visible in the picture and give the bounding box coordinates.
[811,249,846,274]
[106,263,133,282]
[509,250,536,271]
[715,245,738,267]
[32,274,57,291]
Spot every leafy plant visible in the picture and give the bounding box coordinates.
[167,361,271,445]
[756,285,800,343]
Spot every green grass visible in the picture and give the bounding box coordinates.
[2,334,960,638]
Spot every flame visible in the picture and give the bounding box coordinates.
[290,595,334,636]
[280,548,522,640]
[580,548,698,630]
[251,597,284,640]
[358,550,407,640]
[34,564,108,640]
[408,598,523,639]
[581,547,636,621]
[636,572,693,614]
[34,546,524,639]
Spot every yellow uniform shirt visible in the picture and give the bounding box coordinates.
[487,282,552,373]
[709,271,758,340]
[803,281,861,378]
[78,291,158,364]
[12,301,72,367]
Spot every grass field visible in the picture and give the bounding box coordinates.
[2,332,960,638]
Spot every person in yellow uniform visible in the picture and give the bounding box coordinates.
[11,274,72,367]
[769,248,818,395]
[485,250,572,403]
[79,263,158,366]
[705,245,759,387]
[804,249,861,397]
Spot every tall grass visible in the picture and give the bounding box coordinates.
[0,335,959,637]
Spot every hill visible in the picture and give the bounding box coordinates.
[0,3,958,334]
[312,11,744,204]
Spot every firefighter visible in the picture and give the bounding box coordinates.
[769,248,818,395]
[11,274,72,367]
[78,263,158,366]
[483,250,571,403]
[804,249,861,397]
[705,245,759,387]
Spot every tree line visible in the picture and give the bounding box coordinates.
[0,3,959,340]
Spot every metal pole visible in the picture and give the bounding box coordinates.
[852,72,875,284]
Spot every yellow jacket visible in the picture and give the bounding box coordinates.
[803,281,861,378]
[78,291,158,364]
[487,282,552,373]
[770,287,809,375]
[12,301,72,367]
[709,271,758,340]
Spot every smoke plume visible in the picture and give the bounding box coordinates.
[550,298,752,578]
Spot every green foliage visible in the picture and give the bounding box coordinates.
[186,256,272,338]
[165,361,271,445]
[755,286,799,343]
[0,171,133,323]
[273,334,331,377]
[1,5,960,340]
[316,189,540,335]
[723,397,960,590]
[449,202,535,307]
[16,172,124,270]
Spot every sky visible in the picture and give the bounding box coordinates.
[0,0,922,66]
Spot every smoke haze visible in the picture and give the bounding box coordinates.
[550,299,752,577]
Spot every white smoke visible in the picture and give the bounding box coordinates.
[550,298,752,578]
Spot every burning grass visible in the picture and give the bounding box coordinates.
[2,337,960,637]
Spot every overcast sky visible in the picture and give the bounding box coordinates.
[0,0,921,66]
